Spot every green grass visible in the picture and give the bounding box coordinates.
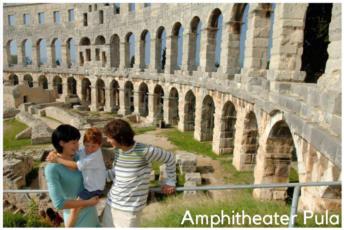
[289,166,299,182]
[134,126,156,135]
[3,119,31,150]
[162,129,217,159]
[141,193,341,227]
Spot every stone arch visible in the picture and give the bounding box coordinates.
[6,40,17,66]
[229,3,248,70]
[156,26,167,71]
[168,87,179,125]
[67,77,77,95]
[51,38,62,67]
[81,78,91,105]
[153,84,164,122]
[125,32,135,68]
[138,82,149,117]
[110,80,120,113]
[200,95,215,141]
[8,74,19,85]
[79,37,91,65]
[96,78,105,110]
[170,22,183,72]
[95,35,106,45]
[23,74,33,87]
[184,90,196,131]
[140,30,150,69]
[38,75,48,89]
[66,38,77,68]
[124,81,134,114]
[22,39,32,65]
[37,38,47,66]
[206,8,223,70]
[253,119,296,200]
[110,34,120,68]
[80,37,91,46]
[189,16,202,71]
[53,76,63,94]
[301,3,333,83]
[219,101,237,154]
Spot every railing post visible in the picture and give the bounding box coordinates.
[288,185,301,228]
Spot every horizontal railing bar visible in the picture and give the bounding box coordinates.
[3,181,341,193]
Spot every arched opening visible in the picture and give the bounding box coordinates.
[200,95,215,141]
[125,33,135,68]
[111,80,120,113]
[171,22,183,72]
[67,38,77,68]
[51,38,62,67]
[110,34,120,68]
[79,37,91,66]
[81,78,91,105]
[229,4,249,70]
[156,27,166,72]
[190,16,202,71]
[219,101,237,154]
[301,3,333,83]
[138,82,149,117]
[242,111,259,170]
[153,85,164,122]
[22,39,32,65]
[95,35,106,45]
[9,74,19,85]
[124,81,134,114]
[208,9,223,70]
[96,79,105,110]
[254,121,296,200]
[23,74,33,87]
[53,76,63,94]
[184,90,196,131]
[67,77,77,95]
[38,75,48,89]
[37,39,47,66]
[140,30,151,69]
[168,87,179,125]
[7,40,17,66]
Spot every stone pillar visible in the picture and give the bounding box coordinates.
[134,37,141,70]
[3,45,8,68]
[17,44,23,67]
[104,87,114,112]
[76,78,83,102]
[232,110,249,170]
[267,4,308,82]
[148,38,156,71]
[119,41,126,69]
[60,44,67,68]
[60,77,69,101]
[240,5,272,78]
[193,91,202,141]
[133,90,140,114]
[163,96,170,124]
[177,92,186,131]
[90,85,98,111]
[118,87,126,115]
[181,30,190,71]
[46,46,52,68]
[211,105,222,154]
[146,93,155,123]
[32,45,38,67]
[164,35,173,74]
[199,27,215,72]
[317,3,341,91]
[104,44,111,69]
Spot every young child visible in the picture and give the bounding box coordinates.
[48,127,106,227]
[101,119,176,227]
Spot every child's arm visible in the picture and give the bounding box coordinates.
[56,157,78,170]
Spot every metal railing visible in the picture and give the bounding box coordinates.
[4,181,341,228]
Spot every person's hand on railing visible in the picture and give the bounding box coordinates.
[46,151,59,163]
[161,184,175,195]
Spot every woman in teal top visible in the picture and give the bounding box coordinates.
[45,124,100,227]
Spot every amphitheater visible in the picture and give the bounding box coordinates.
[3,3,341,213]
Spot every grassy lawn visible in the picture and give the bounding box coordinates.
[141,192,341,227]
[134,125,157,135]
[3,119,31,150]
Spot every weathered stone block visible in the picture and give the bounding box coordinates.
[185,172,202,186]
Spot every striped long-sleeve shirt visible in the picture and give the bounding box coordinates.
[106,142,176,212]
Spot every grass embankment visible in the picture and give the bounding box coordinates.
[3,118,31,150]
[143,128,341,227]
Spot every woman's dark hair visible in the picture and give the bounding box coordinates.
[51,124,80,153]
[104,119,135,147]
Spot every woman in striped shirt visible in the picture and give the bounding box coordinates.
[102,119,176,227]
